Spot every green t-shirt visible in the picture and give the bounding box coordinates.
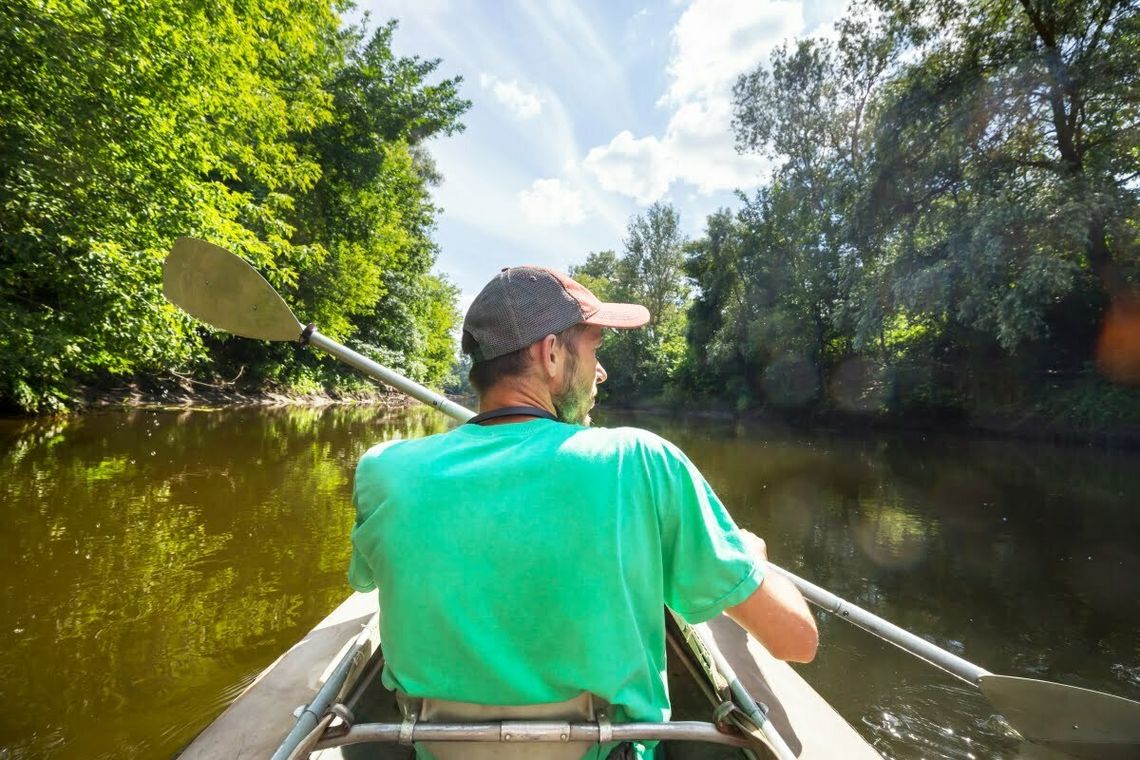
[349,418,763,756]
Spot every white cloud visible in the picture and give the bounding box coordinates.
[664,98,770,193]
[582,104,770,203]
[479,73,544,119]
[517,178,587,225]
[579,0,810,204]
[425,137,624,297]
[583,132,672,205]
[662,0,803,106]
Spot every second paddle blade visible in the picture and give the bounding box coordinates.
[980,674,1140,759]
[163,238,303,342]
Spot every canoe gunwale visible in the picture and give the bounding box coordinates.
[178,593,882,759]
[270,612,380,760]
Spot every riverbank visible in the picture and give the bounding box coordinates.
[18,377,1140,448]
[75,377,417,413]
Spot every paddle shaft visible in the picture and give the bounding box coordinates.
[306,330,474,423]
[696,623,797,759]
[765,564,988,684]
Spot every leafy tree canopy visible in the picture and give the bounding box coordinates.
[1,2,469,413]
[571,0,1138,423]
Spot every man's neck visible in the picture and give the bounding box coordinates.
[477,383,556,425]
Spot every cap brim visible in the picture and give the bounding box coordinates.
[582,302,651,329]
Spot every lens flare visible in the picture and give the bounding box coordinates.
[1096,297,1140,385]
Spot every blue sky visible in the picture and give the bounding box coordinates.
[351,0,850,310]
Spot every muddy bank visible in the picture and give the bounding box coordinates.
[76,377,417,413]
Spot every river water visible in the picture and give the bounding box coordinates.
[1,406,1137,759]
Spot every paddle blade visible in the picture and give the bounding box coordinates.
[980,674,1140,758]
[164,238,303,342]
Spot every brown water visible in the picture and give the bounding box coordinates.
[0,406,1137,759]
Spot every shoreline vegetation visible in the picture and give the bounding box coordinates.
[4,1,1138,438]
[58,381,1140,450]
[2,7,471,417]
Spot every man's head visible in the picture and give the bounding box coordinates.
[461,266,650,424]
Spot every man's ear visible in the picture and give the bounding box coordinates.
[537,334,559,379]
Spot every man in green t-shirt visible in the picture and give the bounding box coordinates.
[349,266,817,758]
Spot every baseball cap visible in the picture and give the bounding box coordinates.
[462,266,651,361]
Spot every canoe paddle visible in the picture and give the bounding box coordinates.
[162,237,1140,758]
[161,237,474,422]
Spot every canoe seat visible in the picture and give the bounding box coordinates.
[397,691,603,760]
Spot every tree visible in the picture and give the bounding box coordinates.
[868,0,1140,352]
[570,250,641,400]
[0,0,340,411]
[252,19,469,389]
[569,250,622,302]
[624,203,690,339]
[0,4,470,412]
[681,208,756,403]
[621,203,690,397]
[571,206,690,401]
[732,26,894,404]
[722,0,1140,415]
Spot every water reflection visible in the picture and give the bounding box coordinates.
[0,406,450,759]
[615,413,1140,760]
[0,407,1137,759]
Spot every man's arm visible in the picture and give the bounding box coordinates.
[726,531,818,663]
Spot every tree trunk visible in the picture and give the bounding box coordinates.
[1018,0,1126,299]
[1086,215,1128,298]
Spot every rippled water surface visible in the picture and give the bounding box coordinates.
[1,406,1137,759]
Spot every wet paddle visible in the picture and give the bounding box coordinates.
[163,237,1140,758]
[768,566,1140,757]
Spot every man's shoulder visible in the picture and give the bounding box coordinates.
[356,424,684,468]
[357,429,453,470]
[568,424,681,460]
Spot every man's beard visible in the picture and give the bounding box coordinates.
[552,352,595,425]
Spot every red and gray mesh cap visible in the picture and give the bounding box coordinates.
[462,266,651,361]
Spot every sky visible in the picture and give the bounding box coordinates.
[350,0,851,311]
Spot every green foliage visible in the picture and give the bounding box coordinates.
[351,269,460,388]
[570,204,689,402]
[865,0,1139,344]
[569,249,621,302]
[680,0,1140,419]
[679,209,754,401]
[1035,368,1140,428]
[569,0,1138,426]
[1,2,469,413]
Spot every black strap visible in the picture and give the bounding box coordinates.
[466,405,558,425]
[604,742,636,759]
